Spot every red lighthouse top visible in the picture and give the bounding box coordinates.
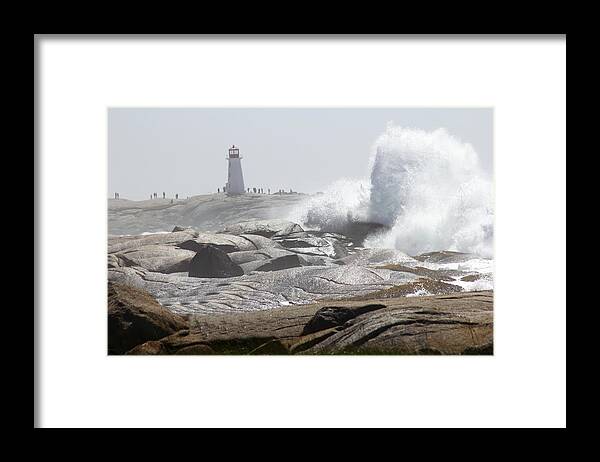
[228,145,240,158]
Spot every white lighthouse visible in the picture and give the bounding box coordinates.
[224,145,245,195]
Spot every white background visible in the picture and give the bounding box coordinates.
[36,36,566,428]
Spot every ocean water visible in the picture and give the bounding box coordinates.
[289,123,494,259]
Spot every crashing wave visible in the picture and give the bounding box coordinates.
[289,123,493,257]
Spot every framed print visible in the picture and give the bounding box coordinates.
[35,35,566,428]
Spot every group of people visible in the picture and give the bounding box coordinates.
[216,187,294,195]
[114,188,299,200]
[112,192,191,201]
[248,187,269,194]
[148,192,179,200]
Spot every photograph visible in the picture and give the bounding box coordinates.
[36,35,566,429]
[107,108,494,355]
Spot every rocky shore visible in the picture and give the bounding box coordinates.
[108,196,493,355]
[109,281,492,355]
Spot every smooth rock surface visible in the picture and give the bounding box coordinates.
[130,290,493,355]
[113,245,196,273]
[108,264,421,314]
[239,253,303,273]
[221,219,304,238]
[108,194,308,236]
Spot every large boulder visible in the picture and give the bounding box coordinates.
[220,220,304,238]
[112,245,196,273]
[108,282,188,355]
[188,245,244,278]
[302,292,493,355]
[177,232,266,253]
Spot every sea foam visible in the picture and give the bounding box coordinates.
[289,123,493,257]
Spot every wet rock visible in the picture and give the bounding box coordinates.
[375,264,461,281]
[340,248,416,266]
[188,245,244,278]
[310,220,387,246]
[108,282,188,355]
[413,250,479,264]
[340,279,463,301]
[273,234,348,259]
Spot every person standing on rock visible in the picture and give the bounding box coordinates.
[162,192,165,199]
[175,193,178,199]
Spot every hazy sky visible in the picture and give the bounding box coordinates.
[108,108,492,200]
